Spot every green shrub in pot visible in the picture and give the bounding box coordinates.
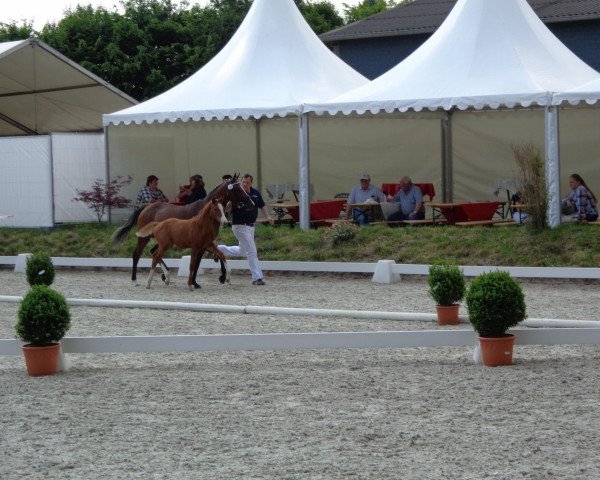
[15,285,71,346]
[466,270,526,337]
[427,263,466,306]
[25,251,55,287]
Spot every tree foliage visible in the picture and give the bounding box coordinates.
[73,175,134,222]
[343,0,398,23]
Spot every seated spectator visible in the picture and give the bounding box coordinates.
[563,173,598,222]
[177,175,206,203]
[344,173,386,225]
[385,176,425,221]
[134,175,168,209]
[185,175,207,204]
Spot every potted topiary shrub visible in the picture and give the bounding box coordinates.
[15,285,71,376]
[466,270,527,367]
[25,251,55,286]
[428,263,466,325]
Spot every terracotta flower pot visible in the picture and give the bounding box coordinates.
[21,344,60,376]
[436,304,460,325]
[478,334,516,367]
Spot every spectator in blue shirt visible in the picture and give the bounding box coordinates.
[386,176,425,221]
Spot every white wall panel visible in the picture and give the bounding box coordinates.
[0,136,53,227]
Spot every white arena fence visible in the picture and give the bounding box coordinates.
[3,254,600,281]
[2,255,600,361]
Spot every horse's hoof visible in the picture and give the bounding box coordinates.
[226,279,231,284]
[219,276,226,284]
[161,274,167,283]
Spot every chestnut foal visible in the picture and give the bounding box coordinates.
[137,198,230,291]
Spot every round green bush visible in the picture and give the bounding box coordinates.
[15,285,71,346]
[428,263,466,306]
[25,252,55,286]
[466,271,526,337]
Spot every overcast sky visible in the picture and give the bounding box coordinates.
[2,0,355,31]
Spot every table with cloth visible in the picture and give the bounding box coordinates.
[430,201,502,225]
[272,199,346,226]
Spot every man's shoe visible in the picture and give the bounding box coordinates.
[252,279,265,285]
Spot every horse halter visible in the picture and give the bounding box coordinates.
[228,181,255,210]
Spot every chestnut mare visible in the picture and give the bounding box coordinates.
[111,174,254,284]
[138,198,229,291]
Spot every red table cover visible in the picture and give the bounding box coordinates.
[438,201,501,224]
[459,201,501,221]
[286,199,346,222]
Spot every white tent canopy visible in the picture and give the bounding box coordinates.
[103,0,367,126]
[0,38,136,136]
[553,77,600,106]
[307,0,599,115]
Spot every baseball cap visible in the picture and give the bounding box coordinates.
[360,173,370,181]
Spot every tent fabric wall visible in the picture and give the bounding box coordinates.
[452,109,546,202]
[558,107,600,197]
[307,113,444,201]
[52,133,106,223]
[0,136,53,227]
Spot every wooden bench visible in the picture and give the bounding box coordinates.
[371,221,405,226]
[456,219,515,227]
[403,219,446,226]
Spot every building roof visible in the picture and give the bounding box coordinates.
[320,0,600,42]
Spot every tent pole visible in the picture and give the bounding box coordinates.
[104,125,112,224]
[255,119,262,190]
[298,113,310,230]
[442,111,453,202]
[545,106,561,228]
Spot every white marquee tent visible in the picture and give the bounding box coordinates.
[104,0,368,226]
[306,0,600,227]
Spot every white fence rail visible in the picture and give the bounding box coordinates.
[2,328,600,356]
[3,255,600,280]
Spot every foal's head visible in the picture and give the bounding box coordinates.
[200,197,228,225]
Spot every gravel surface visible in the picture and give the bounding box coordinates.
[1,268,600,479]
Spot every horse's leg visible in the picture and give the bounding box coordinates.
[146,250,160,289]
[206,244,230,284]
[150,244,170,283]
[188,250,202,291]
[190,249,204,290]
[132,237,150,285]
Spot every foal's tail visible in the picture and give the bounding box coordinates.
[111,207,145,245]
[136,221,159,239]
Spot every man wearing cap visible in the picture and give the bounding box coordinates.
[345,173,386,225]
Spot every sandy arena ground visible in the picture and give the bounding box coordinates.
[1,268,600,479]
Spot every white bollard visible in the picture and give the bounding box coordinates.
[14,253,31,273]
[372,259,400,284]
[177,255,203,277]
[57,343,72,372]
[473,343,483,366]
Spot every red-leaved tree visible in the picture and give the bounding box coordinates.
[73,176,133,222]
